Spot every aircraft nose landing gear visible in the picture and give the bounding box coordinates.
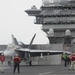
[8,61,12,66]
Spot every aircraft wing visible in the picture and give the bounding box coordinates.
[15,48,63,53]
[0,51,4,55]
[30,49,63,57]
[15,48,30,52]
[0,51,3,53]
[15,49,63,57]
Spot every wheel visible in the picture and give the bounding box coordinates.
[29,61,32,66]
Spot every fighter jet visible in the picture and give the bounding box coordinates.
[0,34,71,66]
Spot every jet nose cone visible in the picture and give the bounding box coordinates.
[4,50,14,57]
[4,51,9,56]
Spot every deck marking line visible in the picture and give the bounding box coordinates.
[38,71,54,75]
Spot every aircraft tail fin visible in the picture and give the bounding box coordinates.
[11,34,19,45]
[28,34,36,49]
[19,42,26,48]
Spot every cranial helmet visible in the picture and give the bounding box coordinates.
[1,53,4,55]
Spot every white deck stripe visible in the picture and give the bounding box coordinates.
[38,71,54,75]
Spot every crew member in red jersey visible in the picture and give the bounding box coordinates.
[0,53,5,73]
[69,53,75,70]
[13,54,21,73]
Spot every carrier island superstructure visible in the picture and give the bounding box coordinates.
[25,0,75,65]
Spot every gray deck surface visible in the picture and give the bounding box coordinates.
[0,63,75,75]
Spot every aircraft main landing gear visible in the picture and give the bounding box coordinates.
[29,60,32,66]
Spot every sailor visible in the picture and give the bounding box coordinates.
[69,53,75,70]
[13,54,21,73]
[0,53,5,73]
[63,53,68,67]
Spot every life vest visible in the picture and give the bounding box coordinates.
[70,55,75,61]
[13,57,21,63]
[0,56,1,61]
[1,55,5,62]
[63,54,67,60]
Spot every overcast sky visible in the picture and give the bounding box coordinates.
[0,0,49,45]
